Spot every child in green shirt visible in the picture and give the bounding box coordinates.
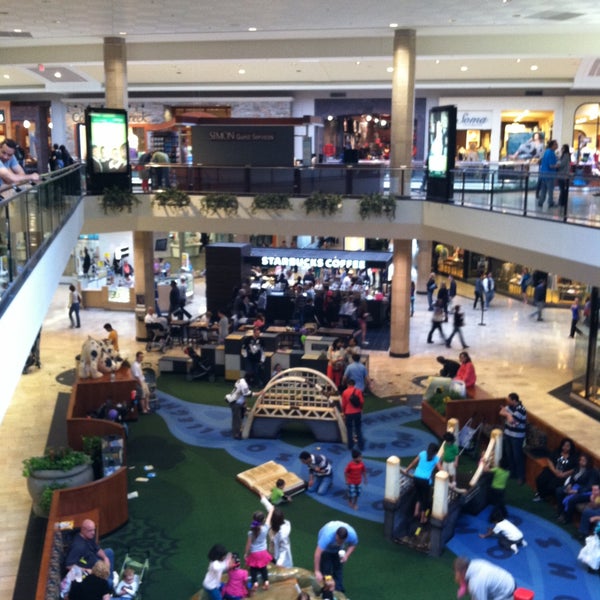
[269,478,292,505]
[482,454,510,519]
[441,431,459,485]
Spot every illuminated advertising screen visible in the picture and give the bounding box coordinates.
[426,105,457,202]
[85,108,130,193]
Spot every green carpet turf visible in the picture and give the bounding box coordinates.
[103,377,459,600]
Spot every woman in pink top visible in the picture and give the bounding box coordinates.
[454,351,476,389]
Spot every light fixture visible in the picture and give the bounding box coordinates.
[23,119,30,129]
[516,58,521,63]
[355,61,361,65]
[13,28,22,33]
[365,115,372,122]
[119,31,127,35]
[435,59,440,64]
[3,74,9,79]
[48,122,53,129]
[54,71,62,78]
[389,23,398,28]
[327,115,334,121]
[380,119,387,127]
[386,66,394,73]
[248,27,257,32]
[238,68,246,75]
[460,65,468,72]
[530,65,538,71]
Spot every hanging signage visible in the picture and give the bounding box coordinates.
[457,111,493,130]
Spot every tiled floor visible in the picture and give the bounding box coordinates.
[2,277,599,598]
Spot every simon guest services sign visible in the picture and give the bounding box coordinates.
[456,111,492,130]
[192,125,294,167]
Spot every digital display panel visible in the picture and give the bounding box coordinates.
[86,109,129,174]
[428,107,452,178]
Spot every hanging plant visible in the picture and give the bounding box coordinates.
[358,193,397,220]
[153,187,191,208]
[100,186,140,214]
[200,193,239,216]
[251,193,292,213]
[303,192,343,216]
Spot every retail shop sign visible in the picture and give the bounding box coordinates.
[261,255,366,270]
[208,130,276,142]
[457,111,492,130]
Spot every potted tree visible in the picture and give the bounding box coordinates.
[23,447,94,517]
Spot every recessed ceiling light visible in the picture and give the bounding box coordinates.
[530,65,538,71]
[355,61,361,66]
[13,28,22,33]
[3,74,9,79]
[435,59,440,64]
[248,27,257,32]
[327,115,334,121]
[516,58,521,63]
[238,68,246,75]
[54,71,62,78]
[386,66,394,73]
[460,65,468,72]
[389,23,398,28]
[119,31,127,35]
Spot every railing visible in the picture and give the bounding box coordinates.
[139,162,600,228]
[139,162,425,198]
[0,164,84,316]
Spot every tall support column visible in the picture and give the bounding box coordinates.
[388,30,416,357]
[416,240,434,293]
[389,29,416,196]
[390,240,412,357]
[133,232,155,340]
[103,37,128,110]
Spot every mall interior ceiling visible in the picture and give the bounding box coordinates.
[3,0,600,101]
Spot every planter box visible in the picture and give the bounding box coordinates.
[421,400,448,439]
[421,395,505,439]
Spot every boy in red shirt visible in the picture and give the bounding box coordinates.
[344,449,368,510]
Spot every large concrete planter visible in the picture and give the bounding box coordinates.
[26,462,94,517]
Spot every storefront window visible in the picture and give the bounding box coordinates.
[572,103,600,168]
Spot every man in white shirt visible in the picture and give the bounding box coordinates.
[454,557,516,600]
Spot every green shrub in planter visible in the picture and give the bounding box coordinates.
[100,186,140,214]
[200,193,238,216]
[39,483,67,516]
[303,192,343,216]
[153,187,191,207]
[358,193,396,220]
[251,193,292,213]
[426,389,464,417]
[22,447,91,477]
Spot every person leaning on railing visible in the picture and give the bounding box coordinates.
[0,138,39,187]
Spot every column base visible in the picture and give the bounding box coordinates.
[389,351,410,358]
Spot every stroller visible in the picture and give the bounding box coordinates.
[114,553,149,599]
[145,321,172,353]
[458,417,482,458]
[184,346,215,382]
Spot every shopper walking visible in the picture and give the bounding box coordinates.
[529,279,546,321]
[556,143,571,212]
[446,305,468,349]
[427,299,447,344]
[68,284,82,328]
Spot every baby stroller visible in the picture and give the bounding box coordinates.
[458,417,482,458]
[184,346,215,382]
[114,552,149,599]
[145,321,172,353]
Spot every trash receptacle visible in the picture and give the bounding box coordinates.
[135,305,147,341]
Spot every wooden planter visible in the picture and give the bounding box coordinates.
[421,400,448,439]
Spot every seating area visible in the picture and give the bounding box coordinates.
[36,370,133,600]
